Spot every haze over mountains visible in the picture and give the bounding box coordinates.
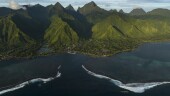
[0,1,170,57]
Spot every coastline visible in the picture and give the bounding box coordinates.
[0,65,61,95]
[2,38,170,60]
[0,71,61,95]
[0,41,169,92]
[82,65,170,93]
[0,56,62,95]
[0,46,138,61]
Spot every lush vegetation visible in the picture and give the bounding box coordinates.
[0,2,170,59]
[44,16,79,50]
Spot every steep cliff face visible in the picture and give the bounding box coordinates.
[0,16,33,46]
[44,16,79,48]
[0,1,170,56]
[130,8,146,16]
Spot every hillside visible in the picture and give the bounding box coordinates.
[119,9,124,14]
[0,1,170,57]
[78,1,111,24]
[92,13,170,40]
[78,1,107,15]
[0,16,33,46]
[129,8,146,16]
[44,16,79,50]
[148,8,170,17]
[0,7,12,16]
[66,4,75,11]
[0,16,39,58]
[49,2,92,39]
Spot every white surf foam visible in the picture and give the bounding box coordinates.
[0,65,62,95]
[82,65,170,93]
[67,51,76,55]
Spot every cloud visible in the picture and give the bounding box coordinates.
[8,0,26,10]
[0,0,170,12]
[127,0,170,3]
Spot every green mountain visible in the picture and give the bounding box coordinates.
[119,9,124,14]
[78,1,107,15]
[0,5,50,57]
[49,2,65,16]
[147,8,170,17]
[0,16,33,46]
[92,13,140,40]
[0,7,12,16]
[66,4,75,11]
[109,9,117,12]
[0,1,170,57]
[78,1,111,24]
[130,8,146,16]
[44,16,79,49]
[8,4,50,40]
[48,2,92,39]
[92,12,170,40]
[0,15,39,57]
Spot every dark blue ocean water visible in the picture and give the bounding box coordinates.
[1,42,170,96]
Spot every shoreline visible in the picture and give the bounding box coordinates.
[0,65,61,95]
[0,56,62,95]
[0,47,137,61]
[1,39,170,60]
[1,40,170,94]
[82,65,170,93]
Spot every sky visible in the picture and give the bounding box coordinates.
[0,0,170,12]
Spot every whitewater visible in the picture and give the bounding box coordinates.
[0,65,61,95]
[82,65,170,93]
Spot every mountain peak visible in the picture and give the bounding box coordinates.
[0,7,12,16]
[110,9,117,12]
[147,8,170,17]
[88,1,97,7]
[149,8,170,12]
[83,1,98,8]
[54,2,64,9]
[53,2,64,11]
[49,2,65,15]
[130,8,146,15]
[66,4,75,11]
[119,9,124,13]
[34,4,42,6]
[78,1,107,15]
[32,4,44,8]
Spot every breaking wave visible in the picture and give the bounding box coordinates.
[0,65,61,95]
[82,65,170,93]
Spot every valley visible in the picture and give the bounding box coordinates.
[0,2,170,59]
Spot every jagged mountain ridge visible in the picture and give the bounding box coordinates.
[0,1,170,56]
[78,1,107,15]
[44,16,78,48]
[147,8,170,17]
[0,16,33,46]
[66,4,75,11]
[130,8,146,15]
